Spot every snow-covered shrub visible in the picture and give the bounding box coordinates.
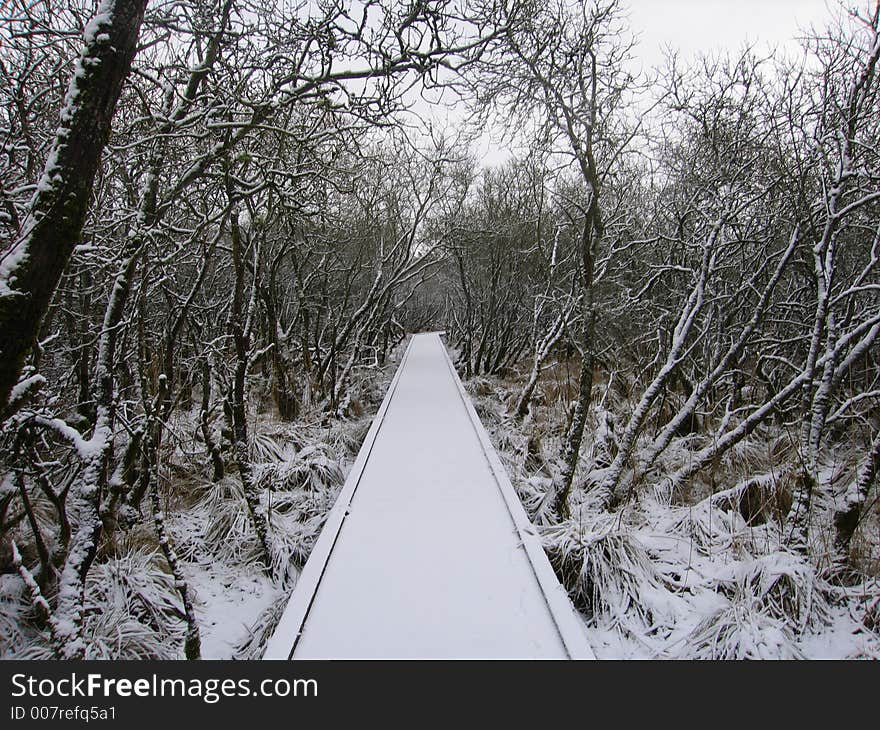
[863,584,880,632]
[492,416,524,458]
[249,431,292,463]
[327,417,372,456]
[664,476,790,557]
[13,551,186,660]
[0,574,28,656]
[666,493,752,556]
[517,475,558,526]
[200,477,266,565]
[543,514,668,629]
[465,376,496,398]
[267,512,325,582]
[233,590,291,660]
[467,379,505,428]
[712,552,830,631]
[718,430,781,477]
[196,397,355,579]
[686,600,804,659]
[254,445,345,494]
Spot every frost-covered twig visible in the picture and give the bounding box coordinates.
[10,540,64,658]
[147,469,201,660]
[0,0,148,409]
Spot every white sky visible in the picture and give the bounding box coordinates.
[471,0,843,165]
[626,0,837,71]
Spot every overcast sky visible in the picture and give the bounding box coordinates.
[469,0,843,165]
[626,0,837,71]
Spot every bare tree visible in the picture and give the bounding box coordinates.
[469,0,642,516]
[0,0,148,422]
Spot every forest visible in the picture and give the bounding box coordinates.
[1,0,879,659]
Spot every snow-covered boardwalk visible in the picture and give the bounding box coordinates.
[264,333,593,659]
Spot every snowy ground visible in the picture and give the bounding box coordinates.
[1,345,403,660]
[183,557,281,659]
[172,355,403,660]
[464,366,880,660]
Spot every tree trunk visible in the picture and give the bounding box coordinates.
[0,0,148,413]
[834,428,880,558]
[514,309,566,420]
[554,194,601,519]
[200,358,225,482]
[228,210,272,571]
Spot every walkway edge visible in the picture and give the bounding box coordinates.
[263,337,416,660]
[437,333,596,660]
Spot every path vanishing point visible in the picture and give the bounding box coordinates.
[264,332,594,659]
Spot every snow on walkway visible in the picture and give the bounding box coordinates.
[264,333,593,659]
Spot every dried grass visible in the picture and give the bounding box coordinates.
[686,600,804,659]
[543,514,668,630]
[12,550,186,660]
[233,590,291,659]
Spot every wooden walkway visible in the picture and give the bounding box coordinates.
[264,333,593,659]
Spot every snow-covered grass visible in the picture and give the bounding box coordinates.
[0,573,29,657]
[167,351,402,659]
[465,368,880,659]
[1,342,406,660]
[12,551,187,660]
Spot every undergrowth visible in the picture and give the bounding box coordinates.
[465,369,880,659]
[1,342,405,659]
